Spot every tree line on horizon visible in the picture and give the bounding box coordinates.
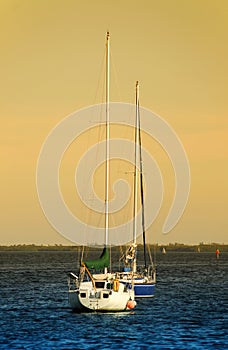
[0,243,227,252]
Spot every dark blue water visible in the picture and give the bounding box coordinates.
[0,251,227,349]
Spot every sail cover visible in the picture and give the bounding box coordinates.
[84,247,110,270]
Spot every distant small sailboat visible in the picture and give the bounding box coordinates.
[67,32,136,312]
[162,247,166,254]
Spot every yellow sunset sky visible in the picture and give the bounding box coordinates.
[0,0,227,245]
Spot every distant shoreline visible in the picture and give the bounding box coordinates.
[0,243,227,252]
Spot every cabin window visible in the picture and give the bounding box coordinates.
[95,281,105,289]
[95,292,101,299]
[80,292,86,298]
[106,282,113,289]
[102,293,109,299]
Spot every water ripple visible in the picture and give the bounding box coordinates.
[0,251,227,349]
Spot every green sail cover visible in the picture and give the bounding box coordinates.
[84,247,110,270]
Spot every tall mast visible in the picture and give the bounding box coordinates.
[132,81,140,273]
[105,31,110,247]
[138,87,147,270]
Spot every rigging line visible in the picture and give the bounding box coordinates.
[123,86,138,239]
[147,243,153,266]
[153,243,156,267]
[88,120,106,234]
[138,94,147,269]
[83,48,107,235]
[106,69,133,232]
[81,262,96,291]
[109,125,132,232]
[88,53,106,230]
[110,50,122,102]
[119,245,125,261]
[109,244,112,273]
[79,110,100,236]
[80,246,85,266]
[93,48,106,106]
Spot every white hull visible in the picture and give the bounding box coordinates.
[68,279,136,312]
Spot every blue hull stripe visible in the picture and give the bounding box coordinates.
[134,284,155,297]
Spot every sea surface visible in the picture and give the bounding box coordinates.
[0,250,227,349]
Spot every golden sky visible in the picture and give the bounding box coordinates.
[0,0,227,245]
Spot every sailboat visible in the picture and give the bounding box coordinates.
[67,32,136,312]
[162,247,166,254]
[116,81,156,298]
